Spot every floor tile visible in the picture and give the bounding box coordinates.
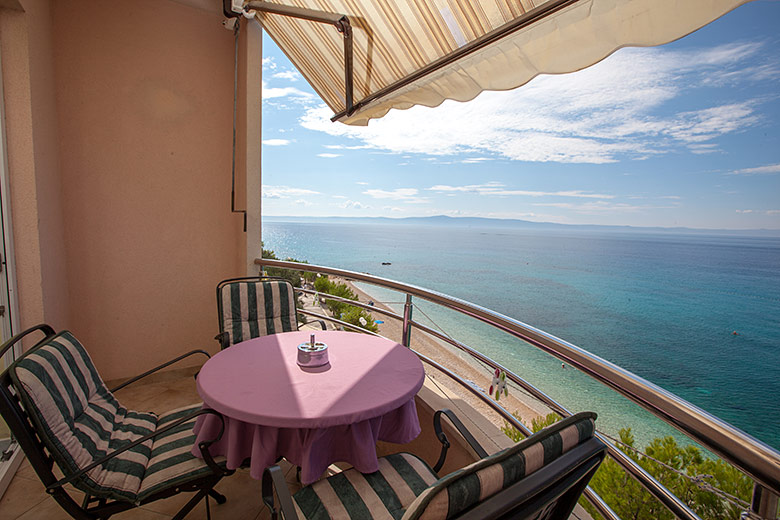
[140,469,266,520]
[0,476,47,520]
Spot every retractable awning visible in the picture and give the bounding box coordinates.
[242,0,752,126]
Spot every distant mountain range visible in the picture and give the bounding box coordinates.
[264,215,780,237]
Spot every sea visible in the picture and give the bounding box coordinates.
[262,218,780,451]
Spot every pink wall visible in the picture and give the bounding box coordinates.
[26,0,70,330]
[50,0,244,379]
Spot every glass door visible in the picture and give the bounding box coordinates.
[0,43,21,497]
[0,217,14,459]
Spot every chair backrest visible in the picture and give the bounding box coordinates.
[216,277,299,347]
[402,412,605,520]
[5,330,157,503]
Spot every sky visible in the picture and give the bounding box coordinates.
[260,1,780,230]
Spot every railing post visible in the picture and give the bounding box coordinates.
[745,484,779,520]
[401,294,413,347]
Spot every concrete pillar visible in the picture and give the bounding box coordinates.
[244,19,262,275]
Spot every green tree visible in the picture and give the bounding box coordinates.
[341,306,379,333]
[312,277,377,333]
[313,275,331,294]
[317,280,358,317]
[584,429,752,520]
[501,412,561,442]
[500,414,753,520]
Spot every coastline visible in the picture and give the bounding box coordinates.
[320,277,552,432]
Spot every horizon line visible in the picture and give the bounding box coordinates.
[262,214,780,234]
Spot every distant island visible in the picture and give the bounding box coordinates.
[264,214,780,237]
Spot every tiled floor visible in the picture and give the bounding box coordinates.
[0,368,302,520]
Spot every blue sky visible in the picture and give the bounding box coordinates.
[260,1,780,230]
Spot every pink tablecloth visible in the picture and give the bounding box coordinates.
[192,330,425,484]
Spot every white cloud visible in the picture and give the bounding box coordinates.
[688,143,720,154]
[273,70,300,81]
[317,153,341,158]
[384,206,403,212]
[263,139,291,146]
[300,43,768,164]
[427,183,614,199]
[737,209,780,215]
[262,81,313,100]
[363,188,428,204]
[426,182,502,193]
[262,185,319,199]
[355,181,369,185]
[262,57,276,70]
[461,157,493,164]
[730,163,780,175]
[324,144,374,150]
[664,102,758,144]
[533,201,645,213]
[341,200,369,209]
[294,199,313,206]
[332,195,348,199]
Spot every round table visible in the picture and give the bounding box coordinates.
[192,330,425,483]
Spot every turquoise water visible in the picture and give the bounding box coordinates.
[263,220,780,450]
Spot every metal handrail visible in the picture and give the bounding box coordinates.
[260,257,780,495]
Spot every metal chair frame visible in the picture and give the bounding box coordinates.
[0,324,234,520]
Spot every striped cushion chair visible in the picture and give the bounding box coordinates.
[401,412,604,520]
[265,452,440,520]
[262,411,605,520]
[1,325,232,520]
[216,277,300,349]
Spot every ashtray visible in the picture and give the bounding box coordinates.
[297,342,329,367]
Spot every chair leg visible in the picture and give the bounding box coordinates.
[171,489,209,520]
[209,488,227,504]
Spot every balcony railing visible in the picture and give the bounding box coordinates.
[256,258,780,520]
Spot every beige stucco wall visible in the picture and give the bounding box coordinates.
[0,0,67,336]
[50,0,245,379]
[26,0,69,331]
[2,0,249,379]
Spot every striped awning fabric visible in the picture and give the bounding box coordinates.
[247,0,752,126]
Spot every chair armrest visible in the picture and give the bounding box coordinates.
[215,331,230,350]
[0,323,56,358]
[46,408,228,493]
[262,464,299,520]
[109,349,211,392]
[432,409,488,473]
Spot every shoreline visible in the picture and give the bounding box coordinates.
[321,277,552,432]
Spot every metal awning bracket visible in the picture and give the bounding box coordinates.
[243,1,354,115]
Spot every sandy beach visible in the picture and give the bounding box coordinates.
[300,277,552,434]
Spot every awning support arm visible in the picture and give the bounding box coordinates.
[243,1,354,115]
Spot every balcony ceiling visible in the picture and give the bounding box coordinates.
[246,0,752,125]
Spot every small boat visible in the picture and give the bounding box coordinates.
[381,262,392,265]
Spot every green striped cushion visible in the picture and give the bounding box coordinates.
[137,405,227,501]
[219,280,298,347]
[11,332,157,501]
[293,452,439,519]
[11,332,226,504]
[401,412,597,520]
